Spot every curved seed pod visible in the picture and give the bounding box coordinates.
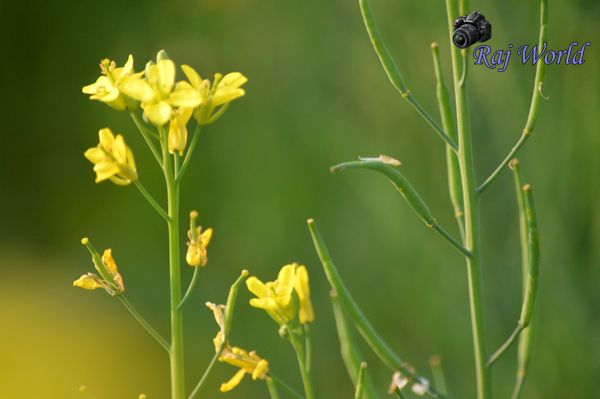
[518,185,540,328]
[331,157,434,226]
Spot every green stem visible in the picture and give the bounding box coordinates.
[330,292,379,399]
[430,42,465,238]
[429,356,448,397]
[510,160,534,399]
[130,112,163,166]
[187,346,224,399]
[269,373,304,399]
[117,295,170,352]
[176,124,202,183]
[487,324,524,367]
[358,0,457,151]
[266,377,281,399]
[354,362,367,399]
[161,126,186,399]
[289,330,316,399]
[444,1,490,398]
[476,0,548,195]
[134,180,169,222]
[178,266,200,310]
[308,219,445,399]
[304,324,312,374]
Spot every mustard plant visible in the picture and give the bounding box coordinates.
[76,50,254,398]
[307,0,546,398]
[76,49,318,399]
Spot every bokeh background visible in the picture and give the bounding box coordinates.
[1,0,598,398]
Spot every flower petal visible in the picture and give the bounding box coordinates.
[219,369,246,392]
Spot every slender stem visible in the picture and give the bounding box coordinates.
[188,346,224,399]
[358,0,457,151]
[444,1,490,398]
[161,126,186,399]
[266,378,281,399]
[476,0,548,195]
[431,223,472,257]
[354,362,367,399]
[176,124,202,183]
[430,42,465,237]
[130,112,163,166]
[429,356,448,397]
[330,292,378,399]
[308,219,445,399]
[511,161,534,399]
[134,180,169,222]
[487,324,524,367]
[117,295,170,352]
[304,324,312,374]
[178,266,200,310]
[269,373,304,399]
[289,330,315,399]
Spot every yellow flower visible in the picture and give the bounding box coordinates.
[84,128,137,185]
[246,264,296,325]
[218,346,269,392]
[186,225,213,267]
[247,263,314,325]
[180,65,247,125]
[120,52,201,126]
[206,301,269,392]
[168,107,193,155]
[74,239,125,296]
[82,55,140,110]
[294,265,314,324]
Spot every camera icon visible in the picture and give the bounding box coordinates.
[453,11,492,49]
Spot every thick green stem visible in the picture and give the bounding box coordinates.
[444,1,490,398]
[162,127,186,399]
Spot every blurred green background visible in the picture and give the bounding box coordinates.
[1,0,598,398]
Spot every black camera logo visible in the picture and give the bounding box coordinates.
[453,12,492,49]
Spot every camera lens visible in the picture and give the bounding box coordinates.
[453,24,479,48]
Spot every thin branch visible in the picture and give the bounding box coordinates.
[177,266,200,310]
[188,346,223,399]
[134,180,169,222]
[487,324,524,367]
[176,124,202,183]
[476,0,548,195]
[358,0,458,151]
[129,112,163,167]
[269,373,304,399]
[116,295,169,352]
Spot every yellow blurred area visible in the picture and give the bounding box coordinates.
[0,248,170,399]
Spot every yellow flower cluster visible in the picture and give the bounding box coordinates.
[82,51,247,156]
[84,128,137,185]
[207,302,269,392]
[247,263,314,326]
[73,238,125,296]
